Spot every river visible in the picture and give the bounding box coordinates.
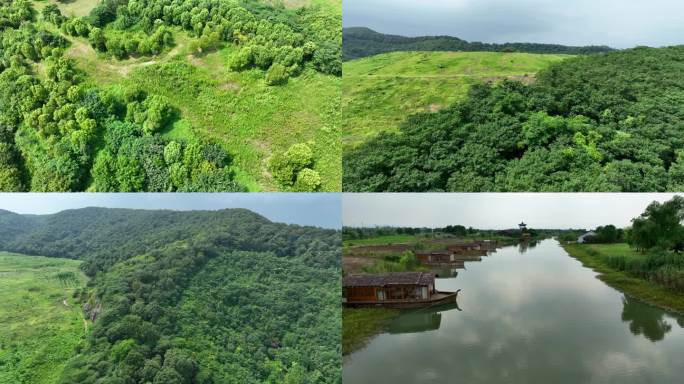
[343,239,684,383]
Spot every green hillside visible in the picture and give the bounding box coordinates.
[0,0,341,192]
[0,252,87,384]
[344,46,684,192]
[0,208,341,383]
[343,51,569,147]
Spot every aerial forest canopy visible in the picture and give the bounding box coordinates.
[0,0,341,192]
[0,207,341,383]
[342,27,614,61]
[344,45,684,192]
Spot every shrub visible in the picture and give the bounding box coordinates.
[265,63,289,86]
[269,143,316,189]
[293,168,321,192]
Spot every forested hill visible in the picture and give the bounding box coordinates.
[0,207,341,383]
[344,45,684,192]
[343,27,614,60]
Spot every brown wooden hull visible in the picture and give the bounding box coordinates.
[344,290,460,309]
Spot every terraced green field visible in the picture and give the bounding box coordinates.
[0,252,88,384]
[342,51,569,148]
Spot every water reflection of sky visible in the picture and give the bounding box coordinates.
[343,240,684,384]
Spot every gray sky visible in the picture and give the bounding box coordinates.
[343,193,679,229]
[344,0,684,48]
[0,193,341,229]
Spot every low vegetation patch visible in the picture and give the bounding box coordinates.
[342,51,567,148]
[0,252,87,384]
[563,244,684,314]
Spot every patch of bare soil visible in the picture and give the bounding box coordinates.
[427,103,442,113]
[343,256,376,274]
[187,54,204,66]
[68,39,92,57]
[347,244,413,254]
[219,81,241,91]
[481,74,536,85]
[250,139,273,180]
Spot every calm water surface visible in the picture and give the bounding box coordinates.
[343,240,684,384]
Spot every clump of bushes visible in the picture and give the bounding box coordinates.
[269,143,321,191]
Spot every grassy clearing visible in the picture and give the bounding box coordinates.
[342,308,400,355]
[563,244,684,314]
[342,51,569,148]
[32,0,100,17]
[0,252,88,384]
[68,30,340,191]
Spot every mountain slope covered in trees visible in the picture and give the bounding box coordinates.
[344,45,684,192]
[342,27,613,61]
[0,207,341,383]
[0,0,341,192]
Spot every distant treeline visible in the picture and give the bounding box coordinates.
[342,226,567,241]
[343,27,614,61]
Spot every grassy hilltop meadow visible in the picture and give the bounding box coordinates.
[342,28,684,192]
[0,207,341,384]
[343,50,568,148]
[0,0,341,192]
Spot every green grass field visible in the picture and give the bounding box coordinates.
[0,252,88,384]
[32,0,100,18]
[33,0,341,192]
[342,51,570,148]
[72,34,340,192]
[563,244,684,314]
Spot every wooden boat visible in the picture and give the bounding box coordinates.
[343,272,461,309]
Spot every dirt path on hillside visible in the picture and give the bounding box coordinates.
[347,74,536,80]
[62,298,89,333]
[66,36,186,78]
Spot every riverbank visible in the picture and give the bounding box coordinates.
[343,308,401,355]
[563,243,684,314]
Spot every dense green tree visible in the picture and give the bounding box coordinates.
[265,62,289,85]
[630,196,684,251]
[294,168,322,192]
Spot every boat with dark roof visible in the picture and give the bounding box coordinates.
[342,272,460,309]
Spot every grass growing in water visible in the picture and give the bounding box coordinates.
[0,252,88,384]
[343,308,400,355]
[342,51,569,148]
[563,244,684,313]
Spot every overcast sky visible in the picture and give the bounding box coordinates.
[0,193,341,229]
[344,0,684,48]
[343,193,680,229]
